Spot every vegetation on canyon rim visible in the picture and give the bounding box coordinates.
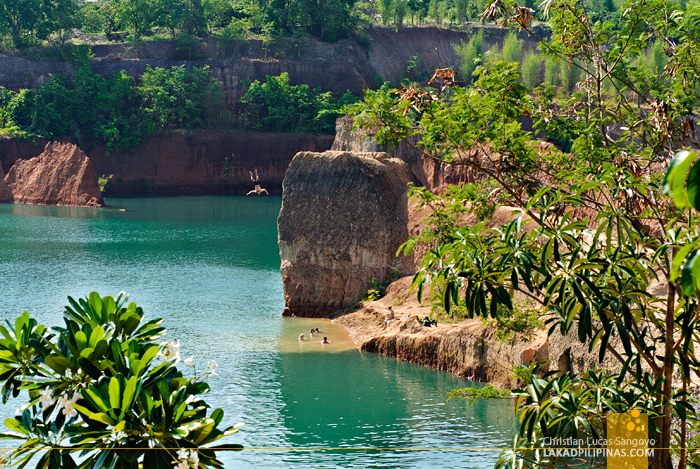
[0,67,353,150]
[0,292,240,468]
[0,0,627,49]
[349,0,700,467]
[0,0,689,151]
[0,0,681,51]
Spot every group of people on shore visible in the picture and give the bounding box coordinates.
[295,307,437,345]
[298,328,332,344]
[384,306,437,328]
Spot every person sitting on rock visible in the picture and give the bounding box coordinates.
[384,307,397,329]
[246,169,269,196]
[321,337,332,344]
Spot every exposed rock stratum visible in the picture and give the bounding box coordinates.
[3,142,104,207]
[278,151,416,317]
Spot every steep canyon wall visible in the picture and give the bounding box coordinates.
[0,26,542,111]
[0,131,334,197]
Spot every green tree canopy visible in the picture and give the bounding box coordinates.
[348,0,700,467]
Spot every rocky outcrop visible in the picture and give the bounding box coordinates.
[278,151,417,317]
[4,142,104,207]
[334,276,622,387]
[331,115,476,194]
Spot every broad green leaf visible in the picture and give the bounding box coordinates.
[121,376,138,414]
[109,377,121,409]
[72,403,116,425]
[681,250,700,296]
[92,339,109,360]
[74,331,88,350]
[103,296,117,318]
[88,327,105,348]
[671,243,697,282]
[4,418,28,435]
[688,161,700,210]
[89,292,103,320]
[662,150,697,208]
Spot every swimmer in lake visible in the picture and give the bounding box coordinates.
[246,169,269,196]
[321,337,331,344]
[314,328,321,334]
[298,334,306,341]
[310,329,315,337]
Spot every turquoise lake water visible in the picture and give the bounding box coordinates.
[0,197,517,468]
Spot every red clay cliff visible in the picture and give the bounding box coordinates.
[3,142,104,207]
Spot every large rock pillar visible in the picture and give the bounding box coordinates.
[278,151,414,317]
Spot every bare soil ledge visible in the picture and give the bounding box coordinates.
[330,276,620,388]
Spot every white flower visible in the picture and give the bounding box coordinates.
[184,356,194,366]
[176,449,189,461]
[189,450,199,467]
[39,387,55,408]
[209,360,218,368]
[173,462,189,469]
[62,403,77,419]
[58,395,70,408]
[159,340,181,362]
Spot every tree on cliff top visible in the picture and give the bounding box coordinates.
[348,0,700,467]
[0,0,82,48]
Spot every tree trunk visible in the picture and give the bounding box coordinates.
[658,282,675,468]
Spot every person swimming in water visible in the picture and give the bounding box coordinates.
[246,169,269,196]
[310,329,315,337]
[321,337,331,344]
[298,334,306,341]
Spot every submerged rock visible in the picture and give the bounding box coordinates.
[278,150,416,317]
[4,142,104,207]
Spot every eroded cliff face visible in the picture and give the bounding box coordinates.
[87,130,334,197]
[278,151,417,317]
[0,131,334,197]
[0,27,544,112]
[3,142,104,207]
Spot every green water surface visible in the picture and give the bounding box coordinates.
[0,197,517,468]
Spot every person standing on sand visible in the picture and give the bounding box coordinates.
[246,169,269,195]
